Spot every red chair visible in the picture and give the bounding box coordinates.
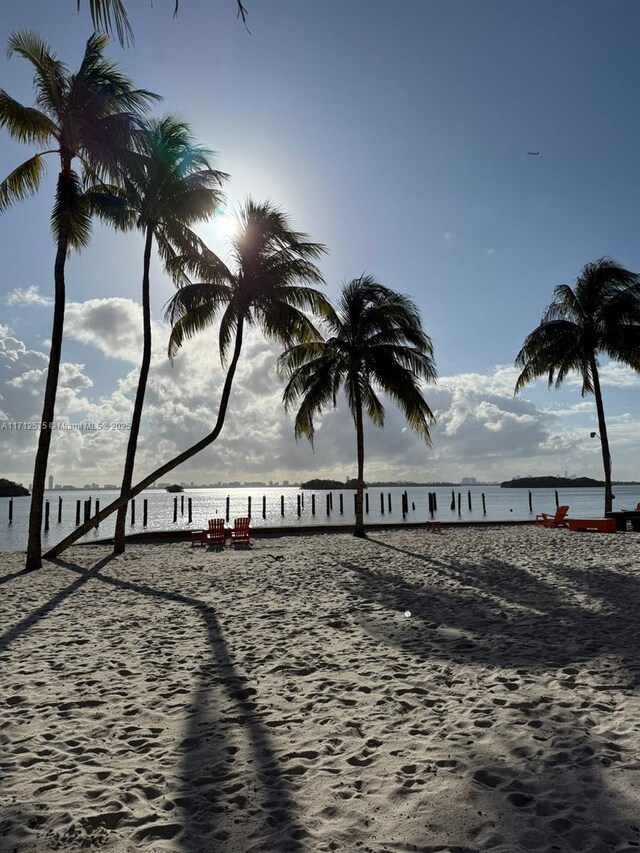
[230,517,250,546]
[536,505,569,528]
[206,518,226,547]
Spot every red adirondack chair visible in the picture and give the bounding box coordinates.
[230,517,250,546]
[206,518,226,547]
[536,505,569,528]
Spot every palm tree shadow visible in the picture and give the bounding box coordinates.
[51,553,304,853]
[0,555,116,652]
[0,566,40,587]
[337,537,640,849]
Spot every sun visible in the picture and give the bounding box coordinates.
[213,208,238,239]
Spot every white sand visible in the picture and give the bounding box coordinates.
[1,526,640,852]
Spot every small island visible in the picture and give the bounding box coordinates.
[165,484,185,493]
[501,476,604,488]
[0,478,29,497]
[300,478,361,490]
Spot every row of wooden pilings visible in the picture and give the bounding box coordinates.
[7,487,566,529]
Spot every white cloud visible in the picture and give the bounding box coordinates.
[482,248,496,255]
[64,298,145,363]
[5,285,53,307]
[1,322,639,486]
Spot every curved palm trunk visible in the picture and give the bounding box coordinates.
[25,171,71,571]
[591,358,613,514]
[43,318,245,560]
[113,225,154,554]
[353,385,366,537]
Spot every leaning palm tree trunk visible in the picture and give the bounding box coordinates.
[26,175,71,571]
[591,359,613,514]
[113,225,154,554]
[44,318,245,559]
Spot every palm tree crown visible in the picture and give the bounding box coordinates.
[165,197,331,362]
[515,256,640,513]
[278,275,437,536]
[0,30,159,239]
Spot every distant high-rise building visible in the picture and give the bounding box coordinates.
[48,474,53,490]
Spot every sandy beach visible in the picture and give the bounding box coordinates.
[1,525,640,852]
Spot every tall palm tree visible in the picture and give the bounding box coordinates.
[0,30,158,570]
[91,116,227,554]
[515,257,640,514]
[278,276,437,537]
[44,198,330,559]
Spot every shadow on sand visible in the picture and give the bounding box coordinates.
[1,552,304,853]
[336,536,640,850]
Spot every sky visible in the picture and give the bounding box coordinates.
[1,0,639,487]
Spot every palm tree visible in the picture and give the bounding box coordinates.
[515,257,640,514]
[44,198,330,559]
[78,0,250,46]
[0,30,158,570]
[278,276,437,537]
[91,116,227,554]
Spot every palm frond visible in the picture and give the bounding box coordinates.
[51,169,92,248]
[0,91,56,144]
[7,31,67,119]
[0,153,46,212]
[80,1,135,47]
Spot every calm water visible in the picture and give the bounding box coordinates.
[1,484,639,552]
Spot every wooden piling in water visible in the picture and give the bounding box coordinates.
[329,493,333,510]
[280,495,285,517]
[76,500,81,525]
[262,495,266,519]
[297,494,301,517]
[468,490,472,511]
[58,496,62,523]
[433,492,437,511]
[247,497,252,519]
[226,496,230,522]
[95,500,100,527]
[44,500,50,531]
[365,492,369,514]
[339,493,344,514]
[173,497,178,523]
[482,493,486,515]
[311,494,316,516]
[188,498,192,523]
[380,492,384,514]
[450,489,455,511]
[457,492,461,516]
[555,490,559,508]
[326,494,331,516]
[180,495,184,516]
[131,500,136,526]
[388,493,392,513]
[143,499,147,527]
[8,498,13,525]
[84,500,90,523]
[528,491,533,512]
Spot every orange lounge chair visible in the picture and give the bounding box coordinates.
[230,516,251,546]
[206,518,226,547]
[567,518,616,533]
[536,505,569,528]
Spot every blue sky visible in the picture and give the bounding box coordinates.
[1,0,639,486]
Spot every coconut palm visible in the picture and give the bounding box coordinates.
[0,30,158,570]
[91,116,227,554]
[278,276,437,537]
[515,257,640,514]
[44,198,330,558]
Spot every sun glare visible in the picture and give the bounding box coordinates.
[214,211,239,239]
